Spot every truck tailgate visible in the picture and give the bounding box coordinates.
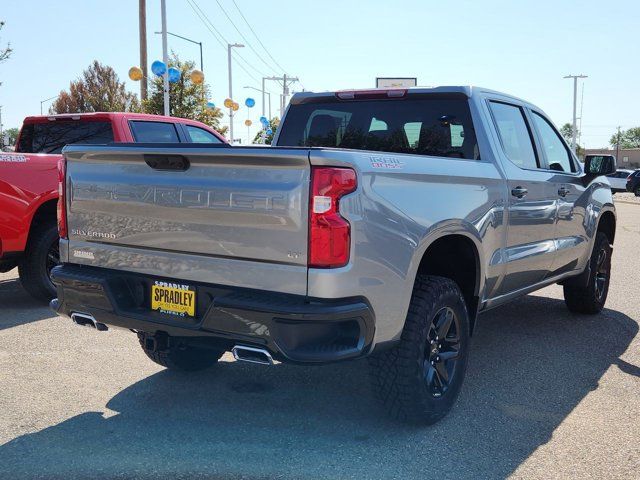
[62,145,310,295]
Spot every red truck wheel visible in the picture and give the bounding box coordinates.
[18,221,59,302]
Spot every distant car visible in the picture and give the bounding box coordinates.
[626,170,640,196]
[606,168,635,193]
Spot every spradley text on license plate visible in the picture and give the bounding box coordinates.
[151,281,196,317]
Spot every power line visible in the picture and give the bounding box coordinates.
[186,0,266,81]
[212,0,279,75]
[230,0,287,74]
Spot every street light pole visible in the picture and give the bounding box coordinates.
[261,77,266,118]
[563,74,587,154]
[155,31,203,71]
[227,43,244,143]
[160,0,170,116]
[40,95,58,115]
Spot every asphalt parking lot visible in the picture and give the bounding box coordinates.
[1,202,638,480]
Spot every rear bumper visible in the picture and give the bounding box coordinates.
[51,264,375,364]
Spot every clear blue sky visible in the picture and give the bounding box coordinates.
[1,0,638,147]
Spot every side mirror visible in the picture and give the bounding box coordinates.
[584,154,617,176]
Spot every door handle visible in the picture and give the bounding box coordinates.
[511,186,528,198]
[558,185,570,197]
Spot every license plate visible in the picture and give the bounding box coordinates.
[151,281,196,317]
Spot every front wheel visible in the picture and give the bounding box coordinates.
[563,232,612,314]
[635,187,640,197]
[369,275,470,425]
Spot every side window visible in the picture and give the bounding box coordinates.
[185,125,222,143]
[130,121,180,143]
[531,112,575,173]
[489,101,538,169]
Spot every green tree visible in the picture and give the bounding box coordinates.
[3,127,19,147]
[610,127,640,149]
[253,117,280,144]
[51,61,139,113]
[142,54,226,135]
[560,123,577,144]
[560,122,584,157]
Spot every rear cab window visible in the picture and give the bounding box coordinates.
[16,121,114,154]
[277,94,479,160]
[130,121,180,143]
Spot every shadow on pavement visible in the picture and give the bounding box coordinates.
[0,278,54,329]
[0,294,637,479]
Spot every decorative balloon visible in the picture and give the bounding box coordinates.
[190,70,204,85]
[245,98,256,108]
[244,119,252,127]
[151,60,167,76]
[266,128,273,135]
[128,66,143,81]
[205,101,216,110]
[231,102,240,112]
[259,116,269,125]
[167,67,181,83]
[224,98,234,108]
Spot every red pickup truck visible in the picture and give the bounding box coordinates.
[0,112,227,301]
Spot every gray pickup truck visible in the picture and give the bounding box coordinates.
[51,86,617,424]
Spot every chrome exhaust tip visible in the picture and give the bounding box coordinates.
[231,345,274,365]
[70,312,108,331]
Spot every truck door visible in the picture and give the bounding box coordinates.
[528,110,589,275]
[487,100,558,295]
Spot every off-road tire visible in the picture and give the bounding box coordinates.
[369,275,471,425]
[563,232,612,314]
[137,332,224,371]
[18,221,59,302]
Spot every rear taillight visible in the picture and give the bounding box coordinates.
[57,158,68,239]
[309,167,357,268]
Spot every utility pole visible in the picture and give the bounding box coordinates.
[0,106,3,150]
[139,0,148,101]
[615,126,621,160]
[264,75,299,118]
[227,43,244,143]
[563,74,587,154]
[160,0,170,116]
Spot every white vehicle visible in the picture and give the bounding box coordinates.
[607,168,635,193]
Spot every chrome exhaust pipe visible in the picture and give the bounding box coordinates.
[231,345,274,365]
[70,312,108,331]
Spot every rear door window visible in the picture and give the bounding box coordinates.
[130,121,180,143]
[278,96,479,160]
[184,125,223,143]
[17,121,114,154]
[489,101,538,170]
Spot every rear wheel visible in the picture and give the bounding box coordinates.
[563,232,612,314]
[18,221,59,302]
[635,186,640,197]
[137,332,224,371]
[369,275,470,425]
